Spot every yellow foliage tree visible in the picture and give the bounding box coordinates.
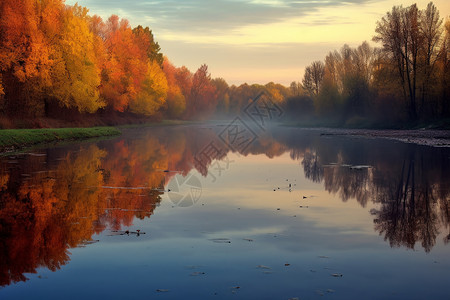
[162,58,186,118]
[51,4,104,113]
[129,61,168,116]
[166,84,186,118]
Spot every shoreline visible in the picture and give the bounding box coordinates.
[0,127,121,154]
[302,127,450,147]
[1,122,449,155]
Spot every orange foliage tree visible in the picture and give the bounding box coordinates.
[187,64,217,119]
[0,0,61,116]
[101,15,148,112]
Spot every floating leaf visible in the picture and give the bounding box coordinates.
[256,265,271,269]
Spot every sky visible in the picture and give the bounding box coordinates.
[66,0,449,86]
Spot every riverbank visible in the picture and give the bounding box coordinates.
[0,127,121,153]
[304,127,450,147]
[282,117,450,130]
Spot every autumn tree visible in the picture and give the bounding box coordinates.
[162,58,186,118]
[212,78,230,116]
[227,84,253,114]
[0,0,62,116]
[265,82,289,103]
[175,66,193,98]
[101,15,148,112]
[187,64,217,118]
[132,25,163,66]
[50,4,104,113]
[129,60,168,116]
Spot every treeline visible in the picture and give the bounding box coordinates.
[0,0,222,123]
[208,2,450,126]
[0,1,448,127]
[287,2,450,126]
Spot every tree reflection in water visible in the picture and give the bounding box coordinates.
[0,126,220,286]
[0,126,448,286]
[282,129,450,253]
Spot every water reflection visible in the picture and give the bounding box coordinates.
[0,144,164,286]
[275,128,450,252]
[0,125,449,287]
[273,128,450,252]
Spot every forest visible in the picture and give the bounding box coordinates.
[0,1,449,128]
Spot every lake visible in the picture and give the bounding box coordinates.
[0,124,449,299]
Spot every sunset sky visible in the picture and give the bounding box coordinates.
[66,0,450,86]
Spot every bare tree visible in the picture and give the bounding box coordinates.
[289,81,302,96]
[373,2,444,119]
[419,2,443,114]
[302,61,325,97]
[374,5,417,119]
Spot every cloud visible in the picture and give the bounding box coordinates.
[68,0,374,35]
[66,0,450,85]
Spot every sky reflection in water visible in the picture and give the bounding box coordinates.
[0,125,449,299]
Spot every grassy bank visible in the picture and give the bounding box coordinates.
[0,127,121,152]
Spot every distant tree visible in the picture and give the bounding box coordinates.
[175,66,193,99]
[302,61,325,97]
[315,51,344,116]
[227,83,254,114]
[344,42,377,116]
[212,78,230,115]
[187,64,217,118]
[283,95,314,119]
[289,81,302,96]
[265,82,287,103]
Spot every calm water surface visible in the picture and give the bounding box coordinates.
[0,125,449,299]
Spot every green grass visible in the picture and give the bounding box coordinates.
[0,127,121,151]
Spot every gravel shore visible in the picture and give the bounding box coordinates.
[315,128,450,147]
